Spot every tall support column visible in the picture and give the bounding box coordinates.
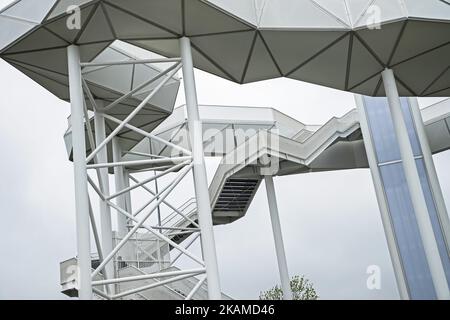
[94,108,114,294]
[112,137,131,261]
[408,97,450,253]
[355,95,409,299]
[123,169,133,216]
[67,45,92,300]
[264,176,293,300]
[382,68,450,299]
[180,37,222,300]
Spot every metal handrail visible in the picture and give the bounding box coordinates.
[160,197,197,226]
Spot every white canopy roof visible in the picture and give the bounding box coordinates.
[0,0,449,96]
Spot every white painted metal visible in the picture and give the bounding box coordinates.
[86,63,182,164]
[355,94,410,300]
[408,97,450,255]
[123,170,132,217]
[170,234,201,267]
[106,197,205,267]
[94,108,115,294]
[92,164,197,278]
[87,157,191,170]
[180,37,222,300]
[92,268,206,286]
[112,272,205,300]
[186,275,207,300]
[112,137,131,261]
[80,58,182,67]
[67,45,92,300]
[382,69,450,300]
[108,163,189,201]
[102,112,191,157]
[264,175,293,300]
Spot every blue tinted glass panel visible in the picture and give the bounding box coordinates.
[416,159,450,287]
[362,96,449,299]
[363,97,422,163]
[379,163,436,299]
[363,97,400,162]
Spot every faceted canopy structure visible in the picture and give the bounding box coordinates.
[73,43,180,156]
[0,0,449,96]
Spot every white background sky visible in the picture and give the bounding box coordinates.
[0,0,449,301]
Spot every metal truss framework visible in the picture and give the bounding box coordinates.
[67,37,221,300]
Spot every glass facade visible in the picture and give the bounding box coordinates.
[363,96,450,299]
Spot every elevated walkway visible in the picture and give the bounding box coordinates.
[211,100,450,224]
[65,99,450,238]
[118,99,450,246]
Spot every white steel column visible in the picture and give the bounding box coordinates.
[112,137,128,235]
[123,169,132,215]
[382,68,450,299]
[264,176,293,300]
[94,108,114,294]
[112,137,131,261]
[180,37,222,300]
[67,45,92,300]
[408,97,450,254]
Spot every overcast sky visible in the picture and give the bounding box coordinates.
[1,0,449,301]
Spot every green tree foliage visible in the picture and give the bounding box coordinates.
[259,275,319,300]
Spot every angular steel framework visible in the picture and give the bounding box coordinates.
[0,0,449,300]
[62,38,223,300]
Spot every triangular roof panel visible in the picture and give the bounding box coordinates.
[2,0,57,23]
[404,0,450,21]
[206,0,259,26]
[288,35,350,91]
[185,0,253,36]
[46,0,95,20]
[106,0,183,36]
[259,0,350,29]
[242,32,281,83]
[0,15,36,51]
[354,0,405,28]
[103,4,176,40]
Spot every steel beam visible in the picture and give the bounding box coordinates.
[264,176,293,300]
[112,137,131,261]
[67,45,92,300]
[94,108,115,294]
[180,37,222,300]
